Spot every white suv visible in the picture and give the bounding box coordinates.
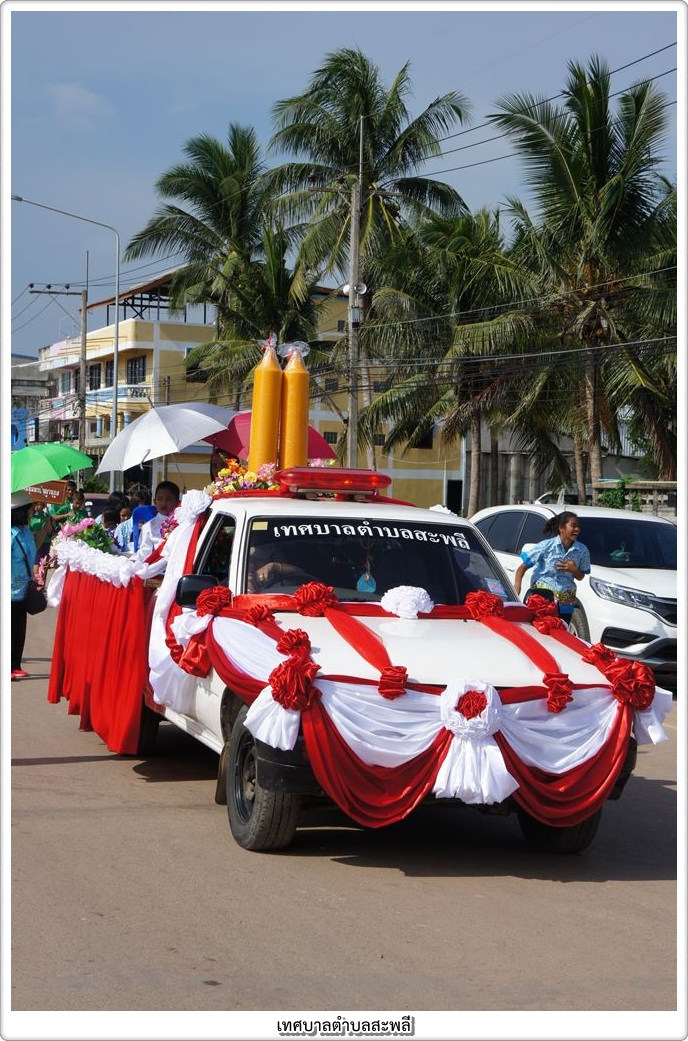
[470,503,677,691]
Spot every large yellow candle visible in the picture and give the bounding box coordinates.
[279,347,309,469]
[248,343,283,472]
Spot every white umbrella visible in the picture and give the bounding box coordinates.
[95,402,235,473]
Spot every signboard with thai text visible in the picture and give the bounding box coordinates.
[25,480,69,505]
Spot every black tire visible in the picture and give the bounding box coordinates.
[137,701,161,756]
[568,607,590,641]
[517,807,602,854]
[226,704,300,851]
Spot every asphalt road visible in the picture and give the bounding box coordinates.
[6,602,683,1041]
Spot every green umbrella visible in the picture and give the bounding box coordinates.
[11,443,94,493]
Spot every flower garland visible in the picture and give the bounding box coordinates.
[36,516,117,586]
[159,511,179,543]
[204,460,279,497]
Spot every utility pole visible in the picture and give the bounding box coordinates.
[78,288,88,454]
[29,284,85,447]
[346,179,362,469]
[346,115,365,470]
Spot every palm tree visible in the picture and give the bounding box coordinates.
[184,223,329,406]
[264,47,471,465]
[360,209,540,515]
[266,47,470,277]
[488,56,673,499]
[124,124,272,328]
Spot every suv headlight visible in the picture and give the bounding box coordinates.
[589,577,659,613]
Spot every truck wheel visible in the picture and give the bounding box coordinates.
[517,807,602,854]
[568,607,590,642]
[137,701,161,756]
[226,704,300,851]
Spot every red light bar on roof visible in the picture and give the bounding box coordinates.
[277,467,392,495]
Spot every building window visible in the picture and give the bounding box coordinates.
[88,364,101,390]
[60,372,71,394]
[323,431,338,445]
[126,356,146,384]
[324,378,339,393]
[337,320,346,332]
[104,361,114,387]
[373,380,387,393]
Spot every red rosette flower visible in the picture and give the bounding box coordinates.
[245,603,276,626]
[465,591,505,620]
[532,615,566,634]
[526,593,559,618]
[457,689,488,720]
[276,628,312,659]
[543,671,574,713]
[294,581,338,617]
[268,655,321,711]
[582,642,617,669]
[195,585,232,617]
[378,665,408,700]
[606,659,655,711]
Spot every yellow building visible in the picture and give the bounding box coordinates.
[36,274,465,509]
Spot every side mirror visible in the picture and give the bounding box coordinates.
[175,573,221,607]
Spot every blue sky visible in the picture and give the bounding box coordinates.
[5,1,682,356]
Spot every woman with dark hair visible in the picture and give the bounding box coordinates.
[10,491,39,680]
[514,511,591,623]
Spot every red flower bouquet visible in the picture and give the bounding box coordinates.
[465,591,505,620]
[269,655,321,711]
[294,581,338,617]
[196,585,232,617]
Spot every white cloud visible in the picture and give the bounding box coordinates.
[46,82,114,130]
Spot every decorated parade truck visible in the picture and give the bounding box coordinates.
[46,463,672,855]
[45,339,672,855]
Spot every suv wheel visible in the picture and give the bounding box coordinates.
[569,607,590,642]
[517,807,602,854]
[226,704,300,851]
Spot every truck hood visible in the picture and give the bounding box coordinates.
[273,612,605,690]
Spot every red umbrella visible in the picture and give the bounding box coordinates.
[204,410,337,461]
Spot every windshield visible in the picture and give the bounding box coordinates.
[581,517,676,569]
[245,517,514,604]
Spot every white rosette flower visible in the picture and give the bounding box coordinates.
[433,677,518,804]
[380,585,435,619]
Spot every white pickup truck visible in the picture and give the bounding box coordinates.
[48,467,672,856]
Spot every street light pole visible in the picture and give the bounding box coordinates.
[12,194,121,492]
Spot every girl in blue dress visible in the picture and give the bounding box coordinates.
[513,511,590,622]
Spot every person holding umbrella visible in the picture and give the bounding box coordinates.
[10,491,39,680]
